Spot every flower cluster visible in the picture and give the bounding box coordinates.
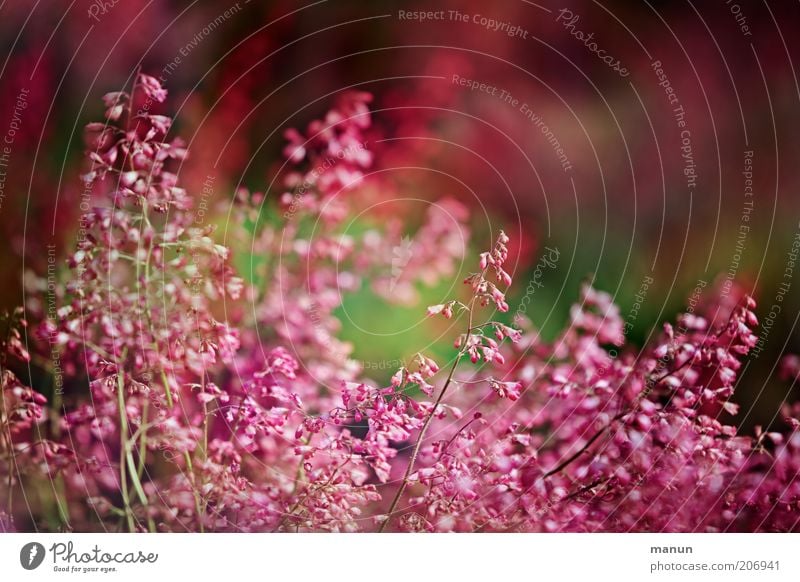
[1,76,798,533]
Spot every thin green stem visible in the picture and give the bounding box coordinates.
[159,370,174,409]
[0,371,14,519]
[182,451,205,533]
[136,399,149,479]
[542,412,627,479]
[116,370,135,532]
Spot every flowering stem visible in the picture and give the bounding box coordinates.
[542,411,626,479]
[438,416,482,460]
[159,370,174,409]
[138,198,174,410]
[116,369,136,532]
[182,451,205,533]
[201,377,209,460]
[0,376,13,519]
[0,323,15,519]
[136,399,149,479]
[116,364,154,532]
[378,350,461,531]
[278,455,352,532]
[378,277,484,532]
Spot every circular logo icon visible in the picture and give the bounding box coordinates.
[20,542,46,570]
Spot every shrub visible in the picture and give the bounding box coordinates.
[1,74,798,532]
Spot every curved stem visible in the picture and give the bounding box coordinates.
[116,368,135,532]
[378,273,485,532]
[377,352,462,531]
[542,411,626,479]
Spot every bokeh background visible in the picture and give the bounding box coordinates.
[1,0,799,432]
